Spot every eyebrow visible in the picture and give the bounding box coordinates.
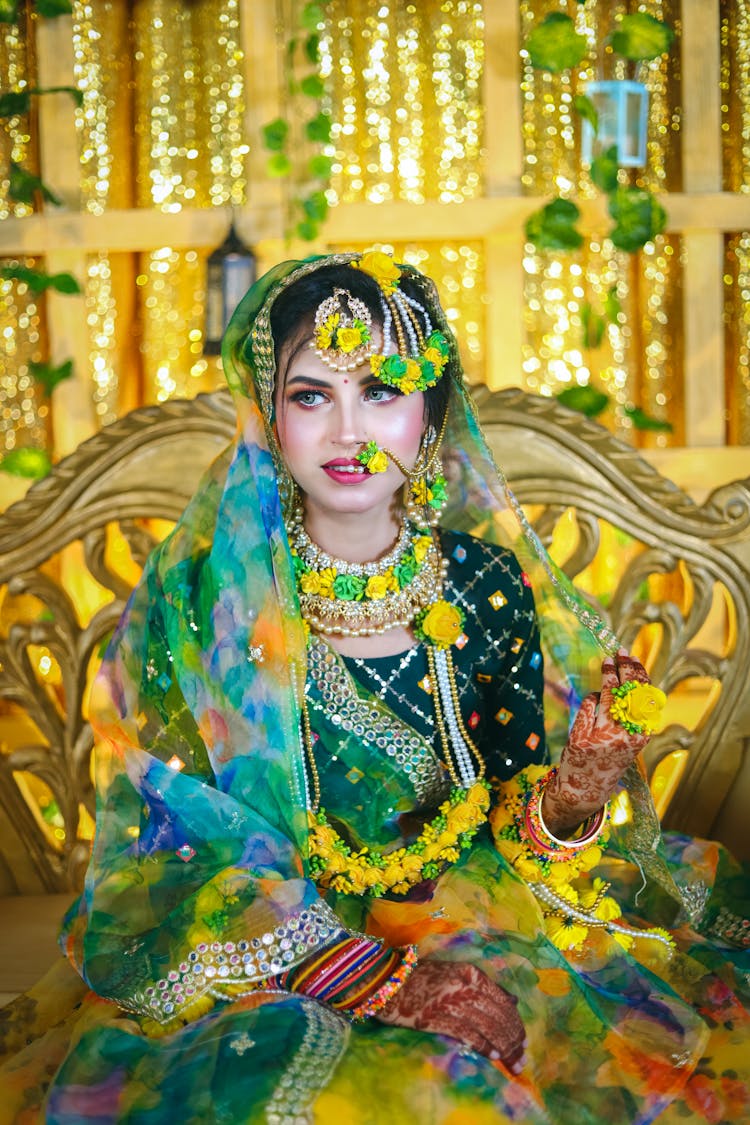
[285,374,333,390]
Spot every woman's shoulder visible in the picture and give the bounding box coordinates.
[438,528,522,574]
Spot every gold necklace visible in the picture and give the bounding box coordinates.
[290,520,447,638]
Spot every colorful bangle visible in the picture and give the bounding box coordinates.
[349,945,418,1022]
[536,792,607,851]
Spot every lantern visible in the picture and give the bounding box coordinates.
[581,80,649,169]
[203,220,256,355]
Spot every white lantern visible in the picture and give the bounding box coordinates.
[581,80,649,169]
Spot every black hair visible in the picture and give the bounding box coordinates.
[269,262,453,431]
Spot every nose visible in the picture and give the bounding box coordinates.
[331,393,364,447]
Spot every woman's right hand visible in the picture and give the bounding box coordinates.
[375,960,526,1070]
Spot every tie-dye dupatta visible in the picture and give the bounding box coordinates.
[63,261,337,1028]
[62,254,675,1030]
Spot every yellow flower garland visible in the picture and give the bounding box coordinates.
[308,781,491,897]
[491,766,675,955]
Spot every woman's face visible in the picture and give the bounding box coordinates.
[275,329,425,525]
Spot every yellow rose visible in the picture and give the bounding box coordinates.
[447,803,480,833]
[417,599,464,648]
[317,567,337,599]
[386,568,400,592]
[423,346,446,368]
[466,782,490,810]
[370,354,384,377]
[336,326,364,354]
[401,853,425,879]
[299,571,321,595]
[357,250,401,293]
[344,866,369,895]
[367,450,388,474]
[413,535,432,563]
[365,574,389,599]
[361,865,386,888]
[576,844,603,872]
[323,850,349,875]
[546,861,575,885]
[610,682,666,735]
[399,378,417,395]
[421,841,444,864]
[514,856,541,882]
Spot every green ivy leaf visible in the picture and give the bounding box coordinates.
[308,153,333,179]
[556,385,610,417]
[581,302,606,349]
[296,218,319,241]
[0,90,30,116]
[304,33,320,64]
[0,0,19,23]
[525,197,583,251]
[589,144,619,193]
[573,93,598,134]
[303,190,329,222]
[525,13,588,73]
[300,2,324,31]
[266,152,292,178]
[604,285,621,324]
[300,73,325,99]
[0,446,52,479]
[262,118,289,151]
[0,84,82,116]
[608,186,667,252]
[29,358,73,396]
[305,111,332,143]
[8,161,62,205]
[35,0,73,15]
[624,405,673,432]
[610,13,675,61]
[0,265,82,293]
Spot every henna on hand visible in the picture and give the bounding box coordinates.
[544,648,651,834]
[376,960,526,1069]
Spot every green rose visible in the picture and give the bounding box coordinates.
[381,355,407,379]
[332,574,366,601]
[394,557,417,586]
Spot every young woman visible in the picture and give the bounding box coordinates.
[3,253,748,1123]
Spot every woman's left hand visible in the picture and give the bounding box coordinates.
[542,648,652,835]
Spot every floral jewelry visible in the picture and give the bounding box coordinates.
[414,599,465,649]
[289,516,444,637]
[356,441,388,474]
[491,766,675,955]
[312,288,374,372]
[306,782,491,898]
[610,680,666,736]
[355,250,451,395]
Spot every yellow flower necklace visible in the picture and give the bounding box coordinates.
[300,570,489,895]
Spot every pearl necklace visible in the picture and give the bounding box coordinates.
[290,517,446,638]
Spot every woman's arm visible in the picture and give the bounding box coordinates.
[542,648,652,835]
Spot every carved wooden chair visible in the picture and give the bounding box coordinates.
[1,387,749,996]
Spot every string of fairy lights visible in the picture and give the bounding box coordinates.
[0,0,749,458]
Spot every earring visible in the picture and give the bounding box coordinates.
[405,426,448,527]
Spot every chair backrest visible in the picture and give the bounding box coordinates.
[1,387,748,893]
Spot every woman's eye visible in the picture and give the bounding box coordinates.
[365,384,399,402]
[291,389,325,407]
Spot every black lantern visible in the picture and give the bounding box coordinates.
[203,220,257,355]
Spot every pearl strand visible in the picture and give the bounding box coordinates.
[433,648,476,788]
